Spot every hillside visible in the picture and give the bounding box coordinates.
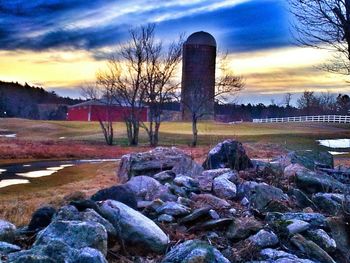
[0,81,82,120]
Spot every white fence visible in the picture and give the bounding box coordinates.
[252,115,350,124]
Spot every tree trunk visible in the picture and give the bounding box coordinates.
[191,116,198,147]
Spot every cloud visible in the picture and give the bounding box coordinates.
[0,0,290,53]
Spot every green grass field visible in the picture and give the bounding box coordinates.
[1,118,350,152]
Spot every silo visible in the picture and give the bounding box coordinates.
[181,31,217,121]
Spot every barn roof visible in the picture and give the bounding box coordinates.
[68,99,146,108]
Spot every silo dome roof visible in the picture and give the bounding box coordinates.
[185,31,216,47]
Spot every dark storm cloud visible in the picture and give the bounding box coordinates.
[0,0,290,52]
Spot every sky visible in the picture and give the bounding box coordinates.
[0,0,348,105]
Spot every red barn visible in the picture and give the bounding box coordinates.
[67,100,148,122]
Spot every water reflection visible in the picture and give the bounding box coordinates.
[317,139,350,148]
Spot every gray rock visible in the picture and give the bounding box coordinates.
[209,209,220,220]
[312,193,343,215]
[156,202,191,217]
[179,207,211,225]
[290,188,317,209]
[54,206,116,238]
[249,184,288,211]
[327,217,350,261]
[306,229,336,253]
[241,197,249,206]
[125,175,170,201]
[8,239,107,263]
[295,170,346,194]
[227,218,263,240]
[191,193,231,210]
[190,218,233,231]
[203,140,253,171]
[213,176,237,199]
[158,214,175,223]
[90,185,137,209]
[0,241,21,255]
[286,219,310,235]
[0,220,16,243]
[98,200,169,253]
[237,181,259,199]
[266,212,327,227]
[161,240,230,263]
[260,248,315,263]
[249,229,279,248]
[195,168,232,192]
[28,206,56,232]
[284,163,309,178]
[291,234,336,263]
[174,175,199,188]
[34,220,107,256]
[153,170,176,184]
[118,147,203,183]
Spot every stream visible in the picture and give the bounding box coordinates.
[0,159,119,188]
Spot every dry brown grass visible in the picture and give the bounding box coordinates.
[0,162,118,226]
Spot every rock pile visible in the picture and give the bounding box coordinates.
[1,139,350,262]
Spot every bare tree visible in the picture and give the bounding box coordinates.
[140,26,183,146]
[80,83,115,145]
[282,92,293,107]
[181,55,244,147]
[97,26,154,146]
[290,0,350,75]
[297,90,320,115]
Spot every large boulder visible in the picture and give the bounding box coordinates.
[91,185,137,209]
[98,200,169,253]
[203,140,253,171]
[27,206,56,232]
[161,240,230,263]
[118,147,203,183]
[34,220,108,256]
[0,220,16,243]
[295,170,346,194]
[125,175,171,201]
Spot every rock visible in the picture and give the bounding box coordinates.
[195,168,232,192]
[191,193,231,210]
[158,214,175,223]
[118,147,203,183]
[161,240,230,263]
[312,193,343,215]
[27,206,56,232]
[286,219,310,235]
[241,197,249,206]
[0,220,16,243]
[179,207,211,225]
[237,181,259,199]
[248,229,279,248]
[284,163,309,178]
[227,218,263,240]
[91,185,137,209]
[327,217,350,261]
[74,247,108,263]
[125,175,170,201]
[229,208,237,216]
[249,184,288,212]
[8,239,107,263]
[275,150,334,170]
[295,170,345,194]
[34,220,108,256]
[98,200,169,253]
[209,209,220,219]
[174,175,199,188]
[291,234,336,263]
[290,188,317,209]
[266,212,327,227]
[0,241,21,255]
[203,140,253,171]
[190,218,233,231]
[53,206,116,238]
[156,202,191,217]
[213,175,237,199]
[153,170,176,184]
[306,229,336,253]
[260,248,315,263]
[69,199,100,213]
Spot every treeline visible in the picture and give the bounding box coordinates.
[0,81,82,120]
[216,91,350,122]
